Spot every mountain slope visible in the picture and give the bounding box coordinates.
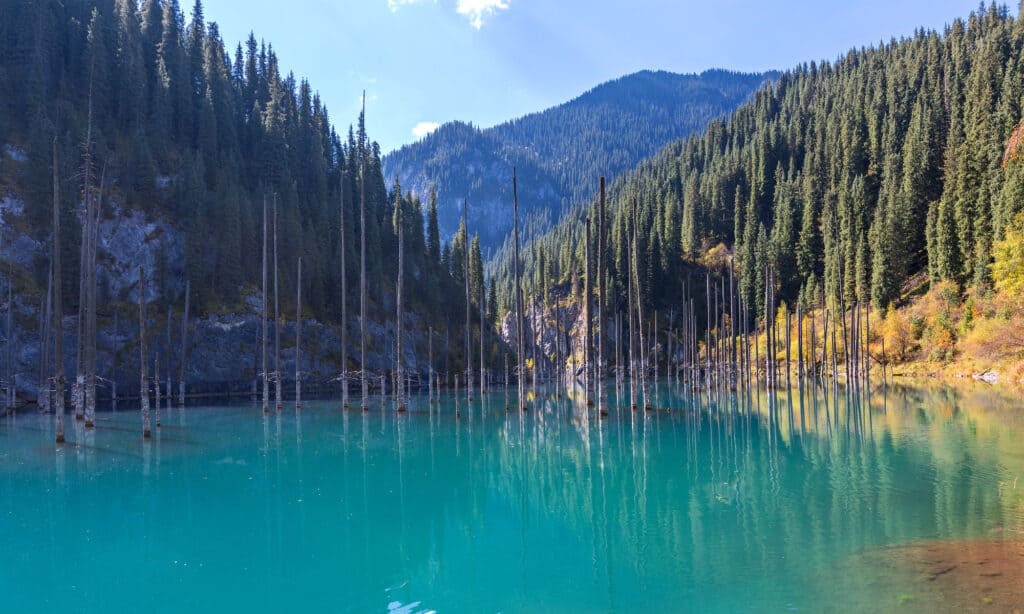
[383,69,776,250]
[495,4,1024,353]
[0,0,492,399]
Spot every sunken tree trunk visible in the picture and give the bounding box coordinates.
[139,266,150,439]
[464,200,472,403]
[340,173,348,408]
[262,196,269,414]
[178,280,189,409]
[360,93,368,411]
[295,257,302,410]
[273,196,281,412]
[52,140,65,444]
[598,177,606,415]
[395,189,405,412]
[512,168,525,411]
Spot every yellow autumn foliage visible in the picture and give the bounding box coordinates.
[991,210,1024,302]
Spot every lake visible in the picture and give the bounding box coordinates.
[1,380,1023,612]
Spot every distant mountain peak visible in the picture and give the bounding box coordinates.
[384,68,776,252]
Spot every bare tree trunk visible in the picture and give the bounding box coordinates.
[84,164,102,429]
[139,266,150,438]
[165,308,171,410]
[632,198,648,409]
[584,216,591,405]
[273,196,281,412]
[428,326,433,404]
[262,197,269,414]
[628,216,635,409]
[360,93,369,412]
[340,172,348,408]
[512,168,525,411]
[480,272,485,400]
[785,308,792,392]
[296,257,302,410]
[39,262,52,414]
[463,200,472,403]
[530,277,537,394]
[797,302,804,382]
[178,280,189,409]
[52,139,66,444]
[74,85,95,423]
[597,177,606,415]
[764,267,771,393]
[396,197,405,413]
[154,353,161,427]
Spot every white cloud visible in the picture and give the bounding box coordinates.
[412,122,441,139]
[388,0,509,28]
[456,0,509,29]
[387,0,431,11]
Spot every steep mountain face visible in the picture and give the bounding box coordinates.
[383,70,776,251]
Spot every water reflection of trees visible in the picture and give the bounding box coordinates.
[322,382,1024,610]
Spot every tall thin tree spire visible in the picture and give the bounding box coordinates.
[75,67,96,423]
[584,215,592,406]
[395,186,405,412]
[464,199,472,404]
[178,280,189,408]
[295,257,302,409]
[339,170,348,408]
[84,163,102,428]
[52,139,66,444]
[360,91,368,412]
[512,168,525,411]
[598,176,606,415]
[480,270,486,401]
[262,195,269,414]
[273,194,281,412]
[139,266,150,439]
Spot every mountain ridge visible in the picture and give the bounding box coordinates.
[383,68,777,251]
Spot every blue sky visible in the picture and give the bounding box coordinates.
[201,0,982,153]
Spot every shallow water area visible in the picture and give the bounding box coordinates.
[1,380,1023,612]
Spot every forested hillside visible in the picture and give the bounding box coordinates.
[383,70,775,250]
[0,0,487,334]
[497,3,1024,372]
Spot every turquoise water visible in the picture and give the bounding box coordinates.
[2,381,1023,612]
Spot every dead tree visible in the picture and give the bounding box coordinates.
[512,168,526,411]
[360,92,369,412]
[139,266,150,439]
[339,172,348,408]
[154,352,161,427]
[39,262,52,414]
[463,200,472,403]
[395,190,405,412]
[295,257,302,409]
[262,196,269,414]
[428,326,433,403]
[84,165,102,429]
[598,177,606,415]
[178,280,189,409]
[480,271,486,400]
[627,212,635,409]
[165,308,171,409]
[52,139,66,444]
[631,198,648,409]
[584,216,592,405]
[273,196,281,412]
